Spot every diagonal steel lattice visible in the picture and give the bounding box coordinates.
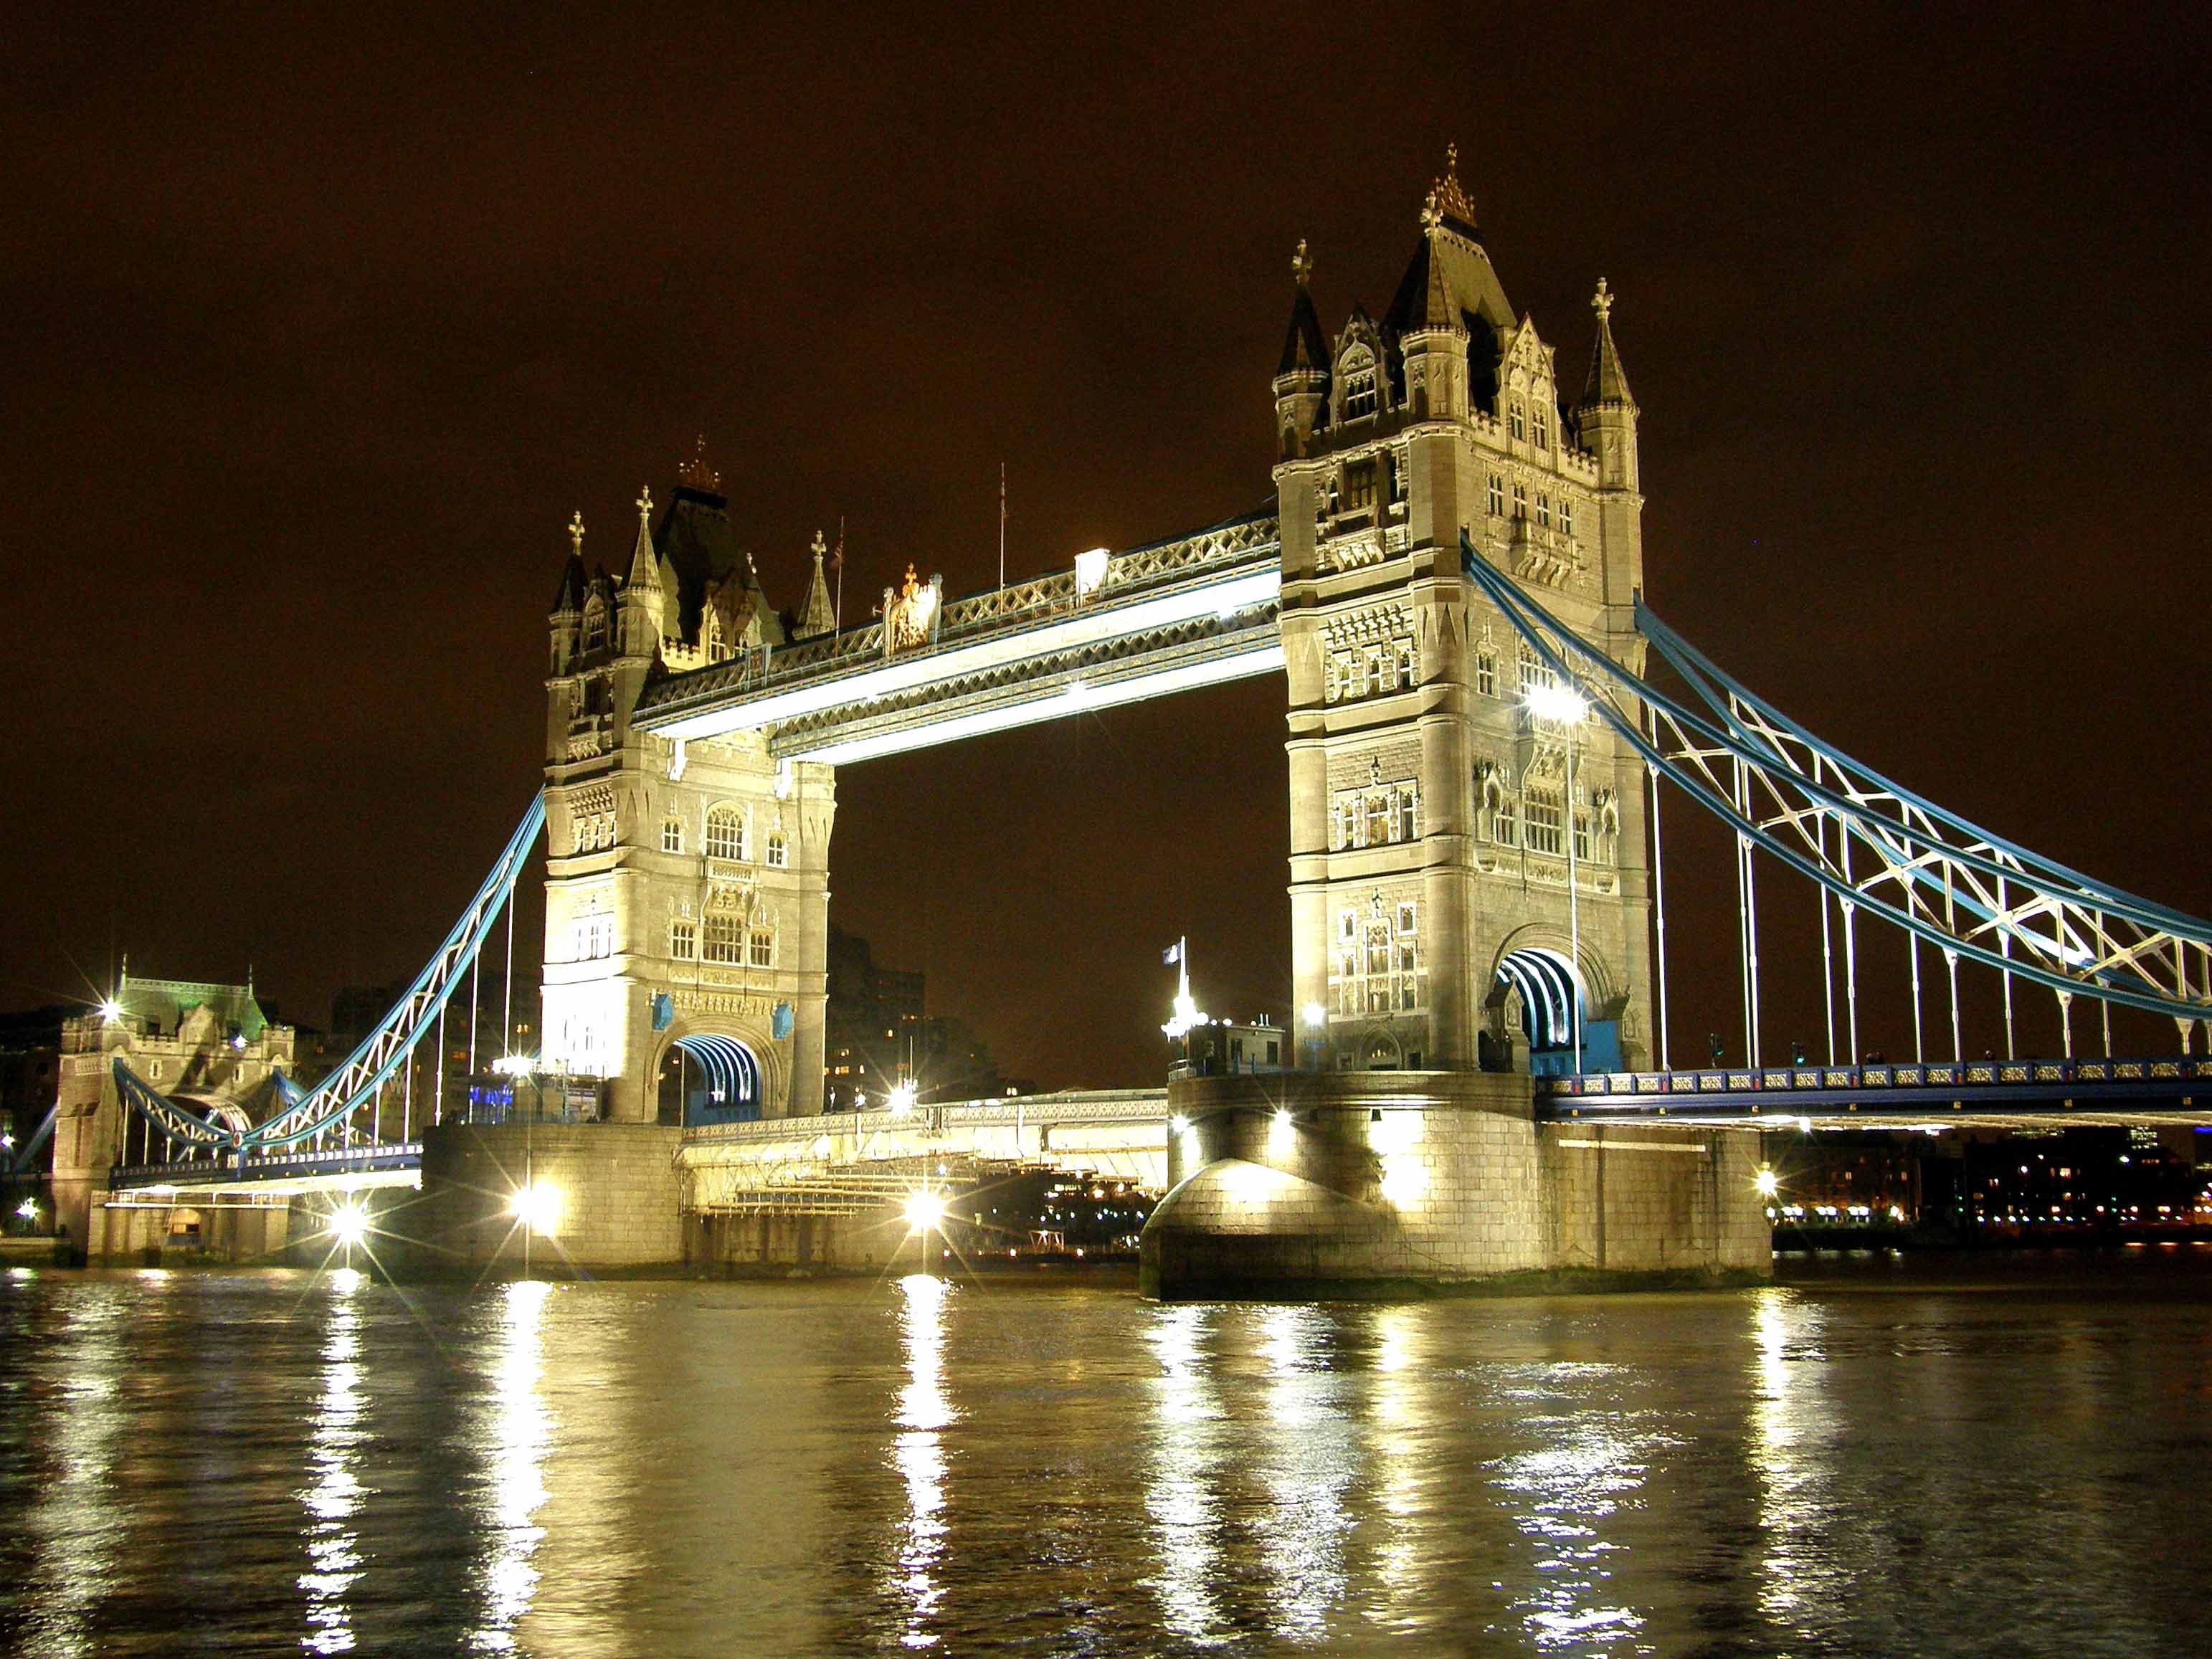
[1460,533,2212,1032]
[117,794,547,1154]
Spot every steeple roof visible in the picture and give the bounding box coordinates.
[796,531,837,639]
[625,486,663,591]
[549,511,587,615]
[1577,279,1635,409]
[1276,238,1328,375]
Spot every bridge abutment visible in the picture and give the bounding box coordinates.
[1140,1071,1770,1299]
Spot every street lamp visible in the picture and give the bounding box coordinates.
[886,1080,918,1118]
[905,1187,946,1274]
[1526,677,1591,1073]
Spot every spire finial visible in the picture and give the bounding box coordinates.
[1291,237,1313,286]
[811,529,827,563]
[1592,277,1613,323]
[567,510,585,556]
[1427,143,1478,232]
[636,485,653,526]
[678,434,721,493]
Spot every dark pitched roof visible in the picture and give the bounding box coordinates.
[652,485,784,647]
[1383,232,1514,342]
[1277,282,1329,376]
[548,552,587,617]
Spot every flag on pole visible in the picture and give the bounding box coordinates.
[1162,942,1182,965]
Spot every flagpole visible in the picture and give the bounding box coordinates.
[833,515,845,634]
[997,462,1007,607]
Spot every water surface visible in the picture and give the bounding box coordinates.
[1,1255,2208,1655]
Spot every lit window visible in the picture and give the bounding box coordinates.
[702,914,741,964]
[1534,411,1549,450]
[1342,348,1378,419]
[749,927,774,968]
[1475,650,1496,697]
[669,918,696,959]
[1509,400,1526,442]
[1494,795,1517,847]
[1511,482,1527,520]
[1344,462,1376,510]
[766,833,787,868]
[704,805,746,862]
[1525,791,1565,857]
[1487,474,1504,517]
[662,818,683,854]
[1560,497,1575,538]
[1537,493,1551,530]
[1395,640,1416,686]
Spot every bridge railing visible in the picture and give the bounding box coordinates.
[109,1141,424,1190]
[1544,1057,2210,1101]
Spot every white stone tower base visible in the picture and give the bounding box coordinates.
[1139,1072,1772,1299]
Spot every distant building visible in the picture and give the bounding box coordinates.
[0,1006,67,1169]
[1177,1017,1287,1079]
[49,967,295,1252]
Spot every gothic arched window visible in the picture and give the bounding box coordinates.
[765,832,787,868]
[1341,346,1378,420]
[704,804,746,862]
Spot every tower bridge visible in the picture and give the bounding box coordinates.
[37,151,2211,1291]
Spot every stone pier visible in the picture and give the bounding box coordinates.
[1139,1070,1770,1299]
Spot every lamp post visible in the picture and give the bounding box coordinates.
[495,1052,541,1278]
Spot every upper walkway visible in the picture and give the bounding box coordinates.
[632,514,1282,762]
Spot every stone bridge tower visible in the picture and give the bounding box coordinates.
[1274,152,1655,1075]
[541,455,837,1122]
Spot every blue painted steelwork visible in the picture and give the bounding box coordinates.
[1539,1056,2210,1122]
[116,794,546,1155]
[6,1103,57,1173]
[110,1141,424,1190]
[1459,533,2212,1026]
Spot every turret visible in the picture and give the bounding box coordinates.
[619,485,665,660]
[1272,239,1329,459]
[1575,279,1639,493]
[1399,211,1468,422]
[549,511,587,675]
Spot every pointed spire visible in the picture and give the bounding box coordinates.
[796,529,836,639]
[1579,278,1635,409]
[549,510,587,615]
[627,485,661,590]
[1277,239,1328,376]
[1418,232,1461,333]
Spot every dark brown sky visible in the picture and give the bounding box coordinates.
[6,3,2208,1085]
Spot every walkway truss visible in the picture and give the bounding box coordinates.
[1460,533,2212,1068]
[112,795,546,1171]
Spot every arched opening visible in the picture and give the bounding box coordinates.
[1494,946,1620,1077]
[658,1034,762,1127]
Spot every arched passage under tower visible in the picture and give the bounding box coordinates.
[655,1032,765,1128]
[1492,945,1623,1077]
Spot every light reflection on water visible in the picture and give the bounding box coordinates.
[470,1278,552,1653]
[299,1269,366,1653]
[3,1262,2211,1657]
[891,1273,954,1649]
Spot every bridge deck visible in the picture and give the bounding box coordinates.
[632,515,1281,761]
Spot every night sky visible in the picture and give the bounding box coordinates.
[7,4,2208,1088]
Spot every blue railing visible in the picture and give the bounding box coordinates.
[110,1142,423,1189]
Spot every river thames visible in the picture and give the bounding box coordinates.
[1,1255,2208,1655]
